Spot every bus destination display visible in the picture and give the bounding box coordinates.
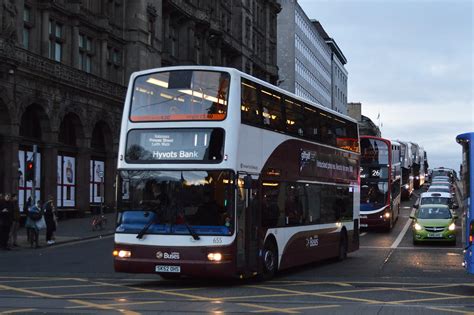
[125,128,224,163]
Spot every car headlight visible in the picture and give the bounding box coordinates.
[414,223,423,231]
[448,223,455,231]
[404,184,409,189]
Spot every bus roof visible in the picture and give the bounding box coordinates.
[456,132,474,143]
[129,65,358,125]
[360,135,395,146]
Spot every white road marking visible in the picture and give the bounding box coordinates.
[360,232,367,237]
[360,246,463,250]
[391,218,412,249]
[44,235,114,249]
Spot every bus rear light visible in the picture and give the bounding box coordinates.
[207,253,222,261]
[113,250,131,258]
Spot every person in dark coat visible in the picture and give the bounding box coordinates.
[43,195,57,245]
[8,194,20,247]
[0,193,13,250]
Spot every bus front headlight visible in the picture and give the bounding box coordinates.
[113,250,131,258]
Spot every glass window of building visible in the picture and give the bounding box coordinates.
[22,6,32,49]
[79,34,93,73]
[49,20,63,62]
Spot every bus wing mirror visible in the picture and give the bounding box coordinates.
[243,175,253,189]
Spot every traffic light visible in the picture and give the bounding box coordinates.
[25,160,34,182]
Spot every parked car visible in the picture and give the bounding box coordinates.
[410,204,457,245]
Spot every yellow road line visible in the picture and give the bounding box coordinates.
[68,299,140,315]
[393,287,471,298]
[388,295,473,304]
[0,283,140,314]
[221,293,303,301]
[0,284,57,299]
[24,284,105,290]
[0,309,36,314]
[0,278,71,284]
[427,306,474,314]
[255,304,340,313]
[238,302,298,314]
[67,300,165,309]
[60,289,153,298]
[87,280,215,302]
[248,285,383,304]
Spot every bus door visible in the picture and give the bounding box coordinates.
[236,173,260,275]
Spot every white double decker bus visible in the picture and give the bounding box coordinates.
[113,66,360,279]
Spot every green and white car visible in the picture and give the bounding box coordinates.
[410,204,457,245]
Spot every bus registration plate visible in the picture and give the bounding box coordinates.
[427,233,443,238]
[155,265,181,273]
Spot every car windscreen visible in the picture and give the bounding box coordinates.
[417,207,452,219]
[428,187,450,193]
[420,197,450,205]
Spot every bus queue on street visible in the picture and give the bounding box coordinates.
[111,66,441,279]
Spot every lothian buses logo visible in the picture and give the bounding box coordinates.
[156,251,180,260]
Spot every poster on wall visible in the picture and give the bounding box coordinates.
[62,156,76,207]
[90,160,105,203]
[57,156,62,207]
[57,155,76,208]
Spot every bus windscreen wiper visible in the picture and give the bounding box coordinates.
[137,211,158,239]
[184,222,200,240]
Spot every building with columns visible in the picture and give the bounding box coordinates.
[0,0,280,215]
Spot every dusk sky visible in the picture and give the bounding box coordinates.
[298,0,473,172]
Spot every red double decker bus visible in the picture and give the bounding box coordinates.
[359,136,401,231]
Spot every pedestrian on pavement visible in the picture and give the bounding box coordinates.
[25,200,44,248]
[8,194,20,247]
[24,196,32,243]
[0,193,14,250]
[43,195,57,245]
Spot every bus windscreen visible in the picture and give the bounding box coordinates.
[130,70,230,122]
[361,138,389,165]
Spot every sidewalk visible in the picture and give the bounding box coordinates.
[13,212,116,250]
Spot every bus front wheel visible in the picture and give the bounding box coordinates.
[261,240,278,280]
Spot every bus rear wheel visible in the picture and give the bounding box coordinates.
[338,232,348,261]
[260,240,277,280]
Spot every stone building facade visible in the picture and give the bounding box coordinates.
[0,0,280,214]
[347,102,381,137]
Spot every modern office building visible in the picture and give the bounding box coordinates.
[312,20,348,115]
[277,0,332,109]
[0,0,280,214]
